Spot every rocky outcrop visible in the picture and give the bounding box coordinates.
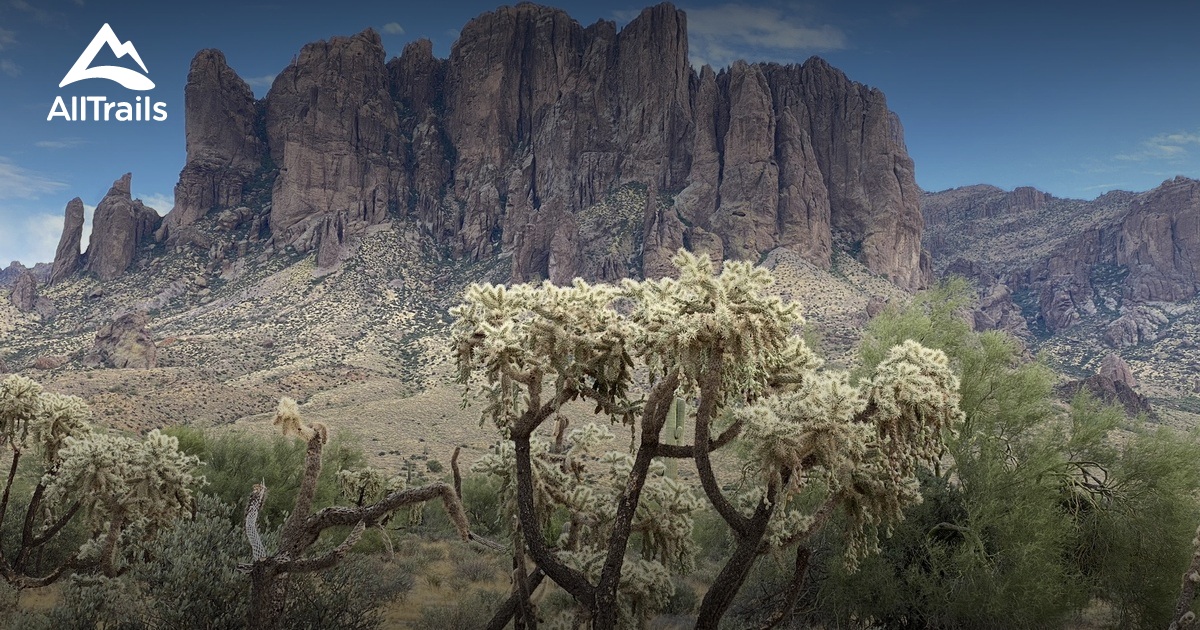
[1102,306,1168,348]
[0,262,49,287]
[1099,353,1138,389]
[1060,353,1151,418]
[50,197,85,284]
[161,50,266,241]
[84,174,162,281]
[8,268,37,312]
[170,3,930,287]
[315,211,348,270]
[1116,176,1200,302]
[33,355,67,370]
[925,177,1200,336]
[90,311,157,369]
[266,29,405,245]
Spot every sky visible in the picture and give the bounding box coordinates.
[0,0,1197,265]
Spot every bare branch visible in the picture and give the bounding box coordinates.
[282,521,367,574]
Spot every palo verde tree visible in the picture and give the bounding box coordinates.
[452,250,964,628]
[0,374,200,589]
[803,280,1200,630]
[241,398,472,630]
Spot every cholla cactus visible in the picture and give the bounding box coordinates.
[452,249,964,629]
[0,375,199,589]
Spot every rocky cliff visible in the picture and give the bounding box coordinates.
[158,2,929,287]
[83,174,162,281]
[159,50,264,242]
[0,261,49,287]
[925,176,1200,336]
[49,197,85,284]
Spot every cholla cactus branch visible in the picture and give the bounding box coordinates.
[1170,524,1200,630]
[279,430,325,557]
[486,568,546,630]
[245,483,267,561]
[281,521,367,574]
[0,376,198,591]
[654,416,744,458]
[246,399,473,629]
[691,350,752,537]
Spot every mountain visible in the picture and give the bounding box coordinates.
[924,176,1200,423]
[0,261,50,287]
[153,2,929,289]
[5,4,939,470]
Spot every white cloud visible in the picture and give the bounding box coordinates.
[138,192,174,215]
[681,4,847,69]
[1115,130,1200,162]
[0,59,19,77]
[0,27,15,51]
[80,203,95,252]
[35,138,86,150]
[244,74,275,93]
[0,158,65,200]
[382,22,405,35]
[24,212,66,265]
[0,205,84,265]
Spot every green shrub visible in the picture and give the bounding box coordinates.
[166,426,364,526]
[413,588,502,630]
[796,280,1200,629]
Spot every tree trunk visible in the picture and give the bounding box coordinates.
[694,529,765,630]
[248,564,288,630]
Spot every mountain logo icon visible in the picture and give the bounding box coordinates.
[59,23,154,91]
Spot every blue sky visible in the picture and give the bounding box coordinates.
[1,0,1198,264]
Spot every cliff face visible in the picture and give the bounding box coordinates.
[49,197,85,284]
[160,2,929,287]
[161,49,264,241]
[925,176,1200,336]
[84,174,162,281]
[265,29,405,244]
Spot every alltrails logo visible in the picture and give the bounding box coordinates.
[47,24,168,122]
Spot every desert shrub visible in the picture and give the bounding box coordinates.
[281,555,414,630]
[458,472,508,537]
[448,544,501,583]
[794,280,1200,629]
[413,588,502,630]
[167,426,364,526]
[41,494,414,630]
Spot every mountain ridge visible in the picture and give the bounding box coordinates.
[131,2,930,289]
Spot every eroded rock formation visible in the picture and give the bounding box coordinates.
[161,50,265,241]
[160,3,930,287]
[925,176,1200,337]
[84,174,162,281]
[8,268,37,312]
[90,311,157,369]
[50,197,85,284]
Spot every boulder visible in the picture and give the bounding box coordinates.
[92,311,157,369]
